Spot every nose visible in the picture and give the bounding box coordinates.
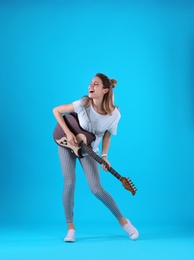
[89,83,94,89]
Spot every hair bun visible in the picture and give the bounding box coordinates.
[110,79,117,88]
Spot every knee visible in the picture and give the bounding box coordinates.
[90,186,103,198]
[64,181,75,193]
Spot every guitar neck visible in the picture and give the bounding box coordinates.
[79,141,122,181]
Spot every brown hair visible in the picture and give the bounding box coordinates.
[83,73,118,114]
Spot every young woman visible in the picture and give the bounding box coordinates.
[53,73,139,242]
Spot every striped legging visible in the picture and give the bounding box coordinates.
[58,146,123,223]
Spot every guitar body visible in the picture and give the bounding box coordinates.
[53,113,96,158]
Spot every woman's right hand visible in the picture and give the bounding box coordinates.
[66,131,78,146]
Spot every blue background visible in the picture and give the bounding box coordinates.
[0,0,194,237]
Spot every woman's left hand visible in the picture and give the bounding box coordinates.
[101,157,110,171]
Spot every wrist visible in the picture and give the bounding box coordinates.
[101,153,107,158]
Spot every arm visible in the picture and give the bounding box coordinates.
[101,130,111,171]
[53,103,78,145]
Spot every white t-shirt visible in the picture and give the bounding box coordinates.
[73,98,121,153]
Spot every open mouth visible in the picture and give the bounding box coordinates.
[89,90,95,93]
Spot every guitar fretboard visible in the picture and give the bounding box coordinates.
[79,141,122,181]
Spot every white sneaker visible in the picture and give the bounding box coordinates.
[64,229,75,242]
[122,219,139,240]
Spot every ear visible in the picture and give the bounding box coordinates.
[103,88,109,94]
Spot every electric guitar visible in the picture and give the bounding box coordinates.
[53,113,137,195]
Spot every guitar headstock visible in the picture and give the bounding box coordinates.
[121,177,137,196]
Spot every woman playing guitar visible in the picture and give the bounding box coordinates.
[53,73,139,242]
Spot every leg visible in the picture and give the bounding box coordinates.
[58,146,76,230]
[79,155,123,220]
[80,155,139,240]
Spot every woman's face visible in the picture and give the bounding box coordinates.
[88,76,108,99]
